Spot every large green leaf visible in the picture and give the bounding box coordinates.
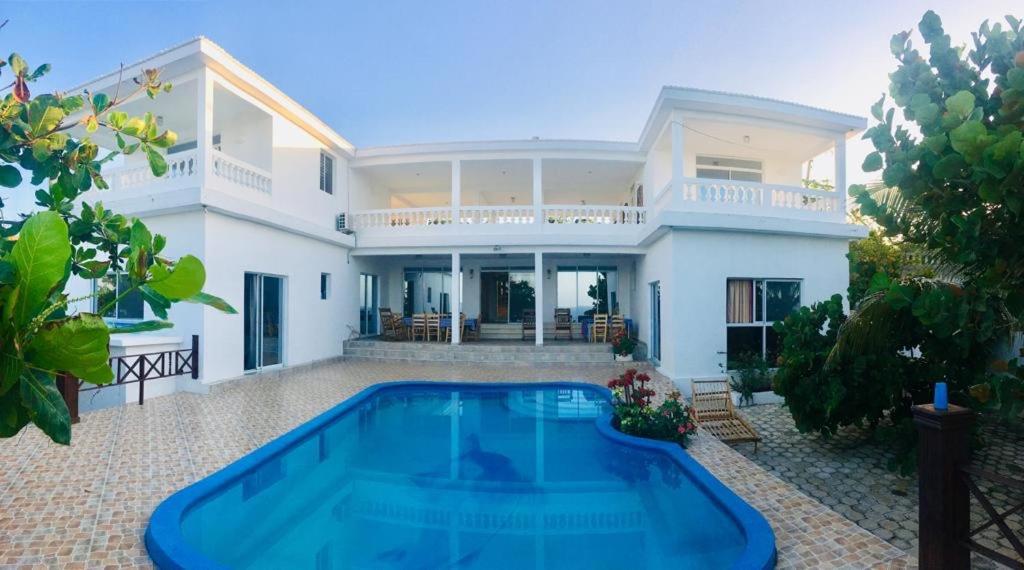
[0,165,22,188]
[25,314,112,384]
[109,320,173,334]
[9,211,71,326]
[0,385,30,438]
[148,255,205,301]
[19,369,70,445]
[185,291,238,314]
[0,352,21,397]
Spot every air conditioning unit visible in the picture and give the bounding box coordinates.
[336,213,355,235]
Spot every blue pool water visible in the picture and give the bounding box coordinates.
[146,382,775,569]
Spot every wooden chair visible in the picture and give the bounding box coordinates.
[690,380,762,452]
[410,313,427,341]
[522,309,536,340]
[591,313,609,343]
[611,314,626,338]
[554,308,573,340]
[427,313,442,342]
[469,313,482,341]
[379,308,397,340]
[459,313,468,341]
[393,313,409,340]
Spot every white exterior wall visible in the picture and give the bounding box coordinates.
[667,230,849,387]
[201,212,354,383]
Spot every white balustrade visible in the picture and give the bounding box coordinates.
[211,149,272,194]
[674,177,842,220]
[111,149,198,191]
[542,205,646,225]
[458,206,535,225]
[349,207,453,229]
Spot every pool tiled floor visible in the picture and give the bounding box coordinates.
[0,360,908,568]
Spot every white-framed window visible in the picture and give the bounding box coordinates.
[696,156,763,183]
[726,278,801,367]
[94,273,144,320]
[319,151,334,194]
[320,273,331,300]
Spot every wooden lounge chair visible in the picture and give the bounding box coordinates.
[554,308,572,340]
[522,309,536,340]
[379,308,396,339]
[410,313,427,341]
[690,380,761,452]
[591,313,609,343]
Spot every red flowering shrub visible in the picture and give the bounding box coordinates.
[607,368,697,447]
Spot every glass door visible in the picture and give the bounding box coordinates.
[244,273,284,372]
[360,273,379,335]
[650,281,661,363]
[508,271,535,323]
[481,271,509,323]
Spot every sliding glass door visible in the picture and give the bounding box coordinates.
[359,273,379,335]
[480,268,535,323]
[244,273,284,372]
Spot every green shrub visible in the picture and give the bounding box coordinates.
[730,353,772,406]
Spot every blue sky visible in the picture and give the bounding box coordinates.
[3,0,1022,190]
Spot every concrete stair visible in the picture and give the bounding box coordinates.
[342,338,622,365]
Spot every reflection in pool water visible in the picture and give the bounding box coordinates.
[150,384,775,569]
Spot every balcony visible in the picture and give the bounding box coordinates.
[106,148,271,195]
[653,177,844,223]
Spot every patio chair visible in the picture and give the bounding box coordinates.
[459,313,468,341]
[469,313,482,341]
[427,313,441,342]
[379,308,398,340]
[554,308,573,340]
[591,313,609,343]
[522,309,536,340]
[690,380,761,452]
[410,313,427,341]
[610,314,626,338]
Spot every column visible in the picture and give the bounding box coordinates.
[451,160,461,224]
[534,251,544,346]
[670,118,685,208]
[451,252,461,344]
[834,135,848,219]
[532,158,543,224]
[913,403,973,569]
[196,68,214,186]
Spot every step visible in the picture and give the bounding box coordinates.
[342,338,628,365]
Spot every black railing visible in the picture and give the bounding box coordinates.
[960,465,1024,569]
[60,335,199,423]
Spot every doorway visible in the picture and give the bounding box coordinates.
[480,269,535,323]
[650,281,661,363]
[244,273,285,372]
[359,273,379,335]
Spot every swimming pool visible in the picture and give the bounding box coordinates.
[146,382,776,569]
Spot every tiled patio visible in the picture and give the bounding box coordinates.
[736,402,1024,569]
[1,360,907,569]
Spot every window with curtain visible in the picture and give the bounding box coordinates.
[726,278,800,368]
[556,266,619,319]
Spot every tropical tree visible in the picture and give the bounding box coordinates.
[0,48,233,445]
[774,11,1024,473]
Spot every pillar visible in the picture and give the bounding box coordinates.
[451,160,461,224]
[834,135,848,218]
[670,118,685,208]
[534,251,543,345]
[532,158,543,224]
[196,68,214,186]
[451,252,461,344]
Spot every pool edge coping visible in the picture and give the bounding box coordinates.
[145,380,777,570]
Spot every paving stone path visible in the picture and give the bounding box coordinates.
[734,402,1024,568]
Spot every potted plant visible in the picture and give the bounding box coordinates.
[607,369,697,448]
[611,330,636,361]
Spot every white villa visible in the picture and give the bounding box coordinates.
[67,37,866,404]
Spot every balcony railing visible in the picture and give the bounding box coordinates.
[110,149,199,192]
[657,177,844,222]
[211,149,272,194]
[106,148,272,195]
[349,204,648,230]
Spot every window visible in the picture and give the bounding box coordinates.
[94,273,144,320]
[320,273,330,300]
[556,266,618,319]
[319,151,334,194]
[403,267,455,315]
[726,279,800,368]
[696,156,763,183]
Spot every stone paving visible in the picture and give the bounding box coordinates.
[734,402,1024,568]
[1,360,907,569]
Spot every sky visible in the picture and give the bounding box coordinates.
[1,0,1021,209]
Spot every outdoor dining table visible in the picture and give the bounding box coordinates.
[580,317,633,340]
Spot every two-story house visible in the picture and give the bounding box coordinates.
[67,37,866,403]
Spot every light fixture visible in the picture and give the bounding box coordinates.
[743,135,750,144]
[546,269,552,280]
[469,269,475,279]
